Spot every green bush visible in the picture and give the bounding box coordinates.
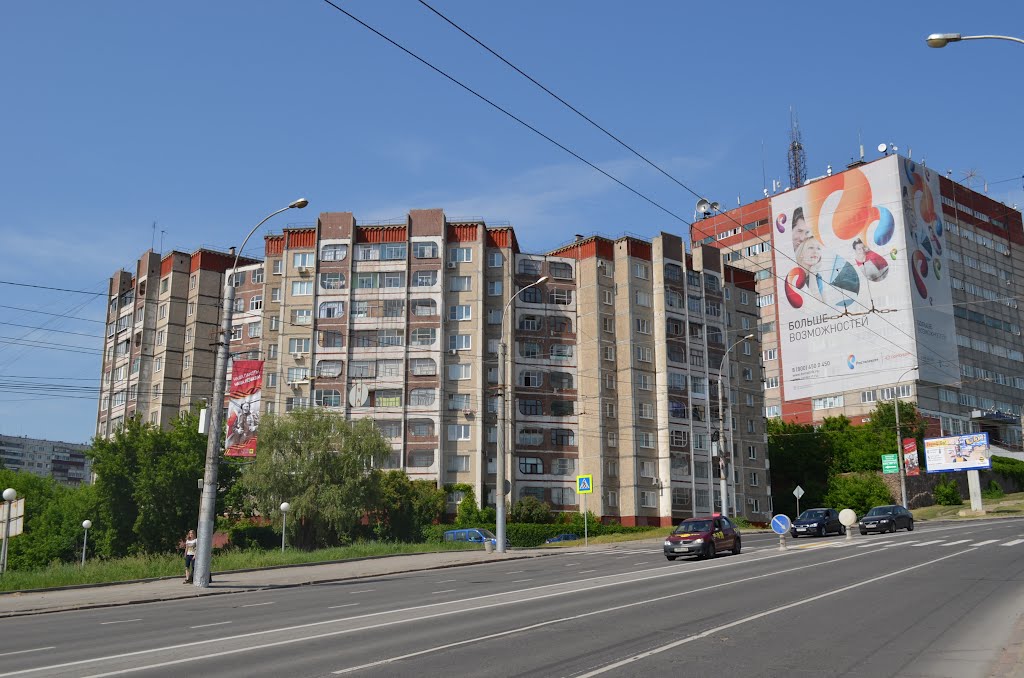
[823,472,893,517]
[422,520,655,547]
[228,521,279,550]
[509,496,554,524]
[982,480,1005,500]
[991,456,1024,488]
[934,478,963,506]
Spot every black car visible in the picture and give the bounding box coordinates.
[858,505,914,534]
[545,533,580,544]
[790,508,845,538]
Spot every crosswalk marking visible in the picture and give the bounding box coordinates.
[972,539,999,547]
[912,540,944,547]
[1002,539,1024,547]
[943,539,971,546]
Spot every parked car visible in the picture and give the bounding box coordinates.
[545,533,580,544]
[663,516,741,561]
[790,508,845,538]
[858,505,915,534]
[443,528,508,548]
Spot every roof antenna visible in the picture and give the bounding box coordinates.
[787,107,807,188]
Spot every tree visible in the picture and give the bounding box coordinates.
[509,495,554,524]
[823,473,893,517]
[766,419,829,517]
[453,484,480,526]
[366,471,445,541]
[867,400,926,467]
[240,410,391,549]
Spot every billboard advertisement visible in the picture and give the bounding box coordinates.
[903,438,921,477]
[225,360,263,457]
[772,154,957,400]
[924,432,992,473]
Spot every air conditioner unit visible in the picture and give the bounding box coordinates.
[446,262,457,269]
[463,409,474,417]
[448,349,459,356]
[297,266,311,275]
[292,352,305,360]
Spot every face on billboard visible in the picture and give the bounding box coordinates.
[772,155,956,400]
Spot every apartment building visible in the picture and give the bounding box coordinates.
[97,248,259,436]
[693,153,1024,447]
[0,434,91,486]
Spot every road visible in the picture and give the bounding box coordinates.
[2,519,1023,677]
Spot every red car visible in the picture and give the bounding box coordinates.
[663,515,741,561]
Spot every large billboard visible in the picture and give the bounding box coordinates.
[225,360,263,457]
[924,433,992,473]
[772,155,957,400]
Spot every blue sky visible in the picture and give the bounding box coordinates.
[1,1,1022,443]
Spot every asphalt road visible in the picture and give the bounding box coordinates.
[2,520,1023,677]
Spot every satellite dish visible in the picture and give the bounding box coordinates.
[696,198,711,214]
[710,201,721,212]
[877,143,888,154]
[348,383,369,408]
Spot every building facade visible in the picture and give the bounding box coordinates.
[693,153,1024,448]
[0,434,91,486]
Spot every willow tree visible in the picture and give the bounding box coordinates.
[240,409,391,549]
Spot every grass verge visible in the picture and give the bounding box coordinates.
[0,541,482,593]
[912,491,1024,521]
[539,527,673,547]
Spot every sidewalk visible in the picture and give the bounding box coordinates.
[0,548,558,618]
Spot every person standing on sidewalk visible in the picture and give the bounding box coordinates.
[183,530,197,583]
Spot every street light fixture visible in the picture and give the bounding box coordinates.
[496,274,550,554]
[717,334,755,518]
[193,198,309,589]
[926,33,1024,48]
[81,520,92,567]
[1,487,15,574]
[280,502,290,553]
[893,366,919,508]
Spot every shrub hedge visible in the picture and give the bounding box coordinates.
[423,520,655,548]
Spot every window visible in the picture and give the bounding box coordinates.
[636,318,651,335]
[449,305,472,321]
[749,472,759,487]
[551,400,574,416]
[321,244,348,261]
[763,348,777,361]
[640,491,657,509]
[410,358,437,376]
[410,299,437,317]
[634,346,652,363]
[637,402,654,419]
[448,334,471,351]
[319,272,346,290]
[319,301,345,318]
[550,262,572,279]
[487,280,503,296]
[604,401,616,418]
[520,370,542,387]
[448,393,471,411]
[247,321,262,338]
[414,270,437,287]
[292,308,312,326]
[293,252,315,268]
[375,389,402,407]
[405,241,436,259]
[765,405,781,418]
[549,288,572,305]
[410,328,437,346]
[757,294,775,307]
[291,281,313,296]
[603,345,615,362]
[670,429,688,447]
[159,277,169,294]
[519,259,542,275]
[861,390,877,403]
[230,326,242,341]
[765,376,779,389]
[449,276,471,292]
[487,251,503,268]
[448,364,472,381]
[551,487,577,506]
[636,374,652,391]
[519,399,543,415]
[603,289,614,305]
[449,247,472,263]
[550,344,573,359]
[551,429,575,446]
[447,424,471,441]
[519,457,543,474]
[409,388,436,406]
[635,291,652,307]
[314,389,341,407]
[288,338,311,354]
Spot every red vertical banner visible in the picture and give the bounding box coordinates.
[225,360,263,457]
[902,438,920,477]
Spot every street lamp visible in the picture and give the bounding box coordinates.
[893,366,919,508]
[81,520,92,567]
[926,33,1024,48]
[496,274,549,554]
[194,198,309,589]
[280,502,290,553]
[1,488,15,574]
[717,334,754,518]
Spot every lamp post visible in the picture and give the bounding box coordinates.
[81,520,92,567]
[194,198,309,589]
[893,366,919,508]
[280,502,290,553]
[926,33,1024,48]
[1,488,15,574]
[496,274,549,554]
[717,334,754,517]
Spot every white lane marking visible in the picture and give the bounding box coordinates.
[0,648,56,658]
[943,540,972,546]
[0,546,888,678]
[349,589,375,594]
[575,549,975,677]
[564,562,579,566]
[1002,539,1024,547]
[633,562,649,566]
[331,547,955,675]
[435,579,456,583]
[856,543,877,548]
[504,571,524,575]
[431,590,456,595]
[912,540,946,547]
[100,620,141,625]
[190,622,232,630]
[511,579,533,584]
[241,602,274,608]
[327,604,359,610]
[972,539,999,547]
[615,556,630,559]
[578,570,597,574]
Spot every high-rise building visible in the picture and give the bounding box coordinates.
[693,153,1024,448]
[0,434,91,486]
[97,248,259,436]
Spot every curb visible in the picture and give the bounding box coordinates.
[0,551,551,619]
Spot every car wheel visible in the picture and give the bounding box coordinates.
[818,525,826,538]
[889,523,897,533]
[791,533,798,539]
[666,555,677,561]
[839,525,846,536]
[732,537,741,555]
[907,520,914,532]
[700,542,716,560]
[860,529,868,536]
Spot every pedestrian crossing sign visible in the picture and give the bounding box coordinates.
[576,474,593,494]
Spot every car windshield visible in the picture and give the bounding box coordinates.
[674,520,712,534]
[478,529,496,539]
[798,510,827,520]
[865,507,895,516]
